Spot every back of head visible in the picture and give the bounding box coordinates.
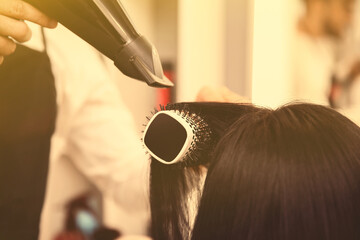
[192,103,360,240]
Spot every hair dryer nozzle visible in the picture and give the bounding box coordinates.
[114,36,173,87]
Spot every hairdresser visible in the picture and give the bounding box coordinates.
[0,1,150,240]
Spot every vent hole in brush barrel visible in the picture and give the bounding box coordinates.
[144,113,187,162]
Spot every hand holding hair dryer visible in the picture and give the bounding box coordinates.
[23,0,173,88]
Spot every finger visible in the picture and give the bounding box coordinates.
[196,86,224,102]
[221,87,250,103]
[196,86,212,102]
[0,0,57,28]
[0,35,16,55]
[0,15,31,42]
[0,56,4,64]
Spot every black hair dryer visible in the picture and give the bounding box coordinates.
[23,0,173,88]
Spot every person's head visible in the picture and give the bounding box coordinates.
[303,0,355,38]
[148,102,360,240]
[193,103,360,239]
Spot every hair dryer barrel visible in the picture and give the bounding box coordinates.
[23,0,173,88]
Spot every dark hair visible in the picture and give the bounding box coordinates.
[149,102,360,240]
[149,102,257,240]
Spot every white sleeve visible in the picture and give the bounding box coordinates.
[63,76,150,213]
[45,24,150,212]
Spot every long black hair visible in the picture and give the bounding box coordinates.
[149,102,360,240]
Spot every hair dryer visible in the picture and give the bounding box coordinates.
[23,0,173,88]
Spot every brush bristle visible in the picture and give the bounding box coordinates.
[163,103,214,167]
